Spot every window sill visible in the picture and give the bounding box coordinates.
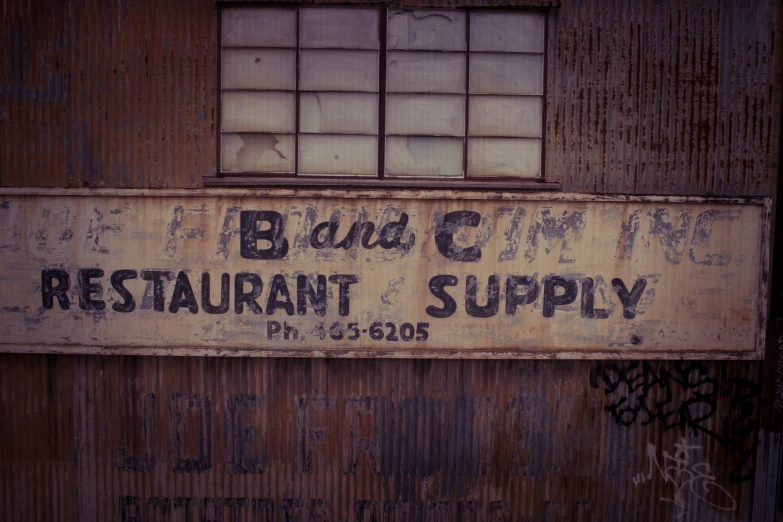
[203,176,561,192]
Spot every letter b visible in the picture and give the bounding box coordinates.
[240,211,289,260]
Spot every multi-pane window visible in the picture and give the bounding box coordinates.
[220,7,545,181]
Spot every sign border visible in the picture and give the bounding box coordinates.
[0,188,772,360]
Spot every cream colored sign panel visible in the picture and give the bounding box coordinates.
[0,189,770,359]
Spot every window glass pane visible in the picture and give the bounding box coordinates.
[300,8,379,49]
[300,51,379,92]
[388,10,466,51]
[299,135,378,176]
[468,138,541,177]
[222,8,297,47]
[470,13,545,53]
[469,53,543,95]
[386,137,463,177]
[222,49,296,90]
[221,92,295,133]
[221,133,295,173]
[387,52,466,94]
[386,94,465,136]
[300,93,378,134]
[469,96,542,137]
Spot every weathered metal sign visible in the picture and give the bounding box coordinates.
[0,189,770,359]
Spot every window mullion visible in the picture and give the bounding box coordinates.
[464,11,470,179]
[378,7,387,179]
[294,7,301,176]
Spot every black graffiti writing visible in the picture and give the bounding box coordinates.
[589,361,763,481]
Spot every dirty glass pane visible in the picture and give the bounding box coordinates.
[300,51,379,92]
[387,10,466,51]
[470,12,545,53]
[222,8,297,47]
[468,138,542,177]
[221,133,295,173]
[386,94,465,136]
[386,52,466,94]
[222,49,296,90]
[299,135,378,176]
[300,93,378,135]
[386,137,463,177]
[221,92,295,133]
[300,8,379,49]
[469,96,542,137]
[469,53,543,95]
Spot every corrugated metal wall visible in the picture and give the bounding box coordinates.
[0,0,781,521]
[1,0,779,195]
[0,355,769,521]
[0,0,216,188]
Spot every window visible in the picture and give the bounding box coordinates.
[219,6,545,184]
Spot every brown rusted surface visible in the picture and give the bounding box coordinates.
[0,354,765,521]
[0,0,218,188]
[1,0,780,519]
[2,0,780,196]
[548,0,781,197]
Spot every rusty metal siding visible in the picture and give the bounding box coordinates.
[548,0,781,196]
[0,1,780,521]
[2,0,780,195]
[0,0,218,189]
[0,354,767,521]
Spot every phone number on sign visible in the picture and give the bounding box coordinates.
[312,322,430,342]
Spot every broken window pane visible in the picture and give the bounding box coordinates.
[469,53,543,95]
[222,49,296,90]
[222,8,297,47]
[468,138,542,177]
[300,51,379,92]
[299,135,378,176]
[221,133,295,173]
[387,10,466,51]
[469,96,542,137]
[386,52,466,94]
[300,8,379,49]
[386,137,463,177]
[470,12,545,53]
[386,94,465,136]
[221,92,295,133]
[300,93,378,135]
